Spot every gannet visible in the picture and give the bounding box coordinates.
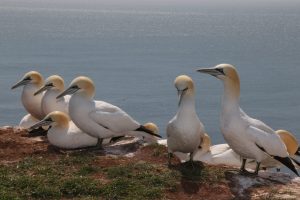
[56,76,161,143]
[11,71,45,120]
[34,75,70,115]
[166,75,205,165]
[30,111,98,149]
[197,64,299,176]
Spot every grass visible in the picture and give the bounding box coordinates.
[0,151,181,199]
[0,145,229,199]
[102,162,180,200]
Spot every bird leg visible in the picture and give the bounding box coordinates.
[239,158,254,175]
[240,158,247,172]
[188,152,195,169]
[254,162,261,175]
[95,138,104,149]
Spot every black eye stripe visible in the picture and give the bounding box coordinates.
[45,117,53,122]
[216,68,225,75]
[45,83,54,87]
[23,77,31,81]
[71,85,80,89]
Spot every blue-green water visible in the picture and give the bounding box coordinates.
[0,2,299,146]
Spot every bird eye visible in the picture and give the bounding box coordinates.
[71,85,80,89]
[23,76,32,81]
[45,83,54,87]
[216,68,225,75]
[45,117,53,122]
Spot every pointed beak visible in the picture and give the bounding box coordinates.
[11,79,31,89]
[34,84,53,96]
[196,67,222,77]
[29,119,53,130]
[177,88,187,106]
[56,85,79,99]
[178,90,184,106]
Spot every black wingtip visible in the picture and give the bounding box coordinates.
[135,125,162,138]
[273,156,299,177]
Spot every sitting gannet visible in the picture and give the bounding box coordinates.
[166,75,205,165]
[34,75,70,115]
[56,76,161,144]
[30,111,98,149]
[12,71,48,135]
[197,64,299,176]
[194,131,300,170]
[11,71,45,120]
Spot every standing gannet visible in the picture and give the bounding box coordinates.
[30,111,98,149]
[56,76,161,143]
[34,75,70,115]
[11,71,45,120]
[166,75,205,165]
[197,64,299,176]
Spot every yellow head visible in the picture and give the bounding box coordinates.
[174,75,195,106]
[30,111,70,130]
[34,75,65,95]
[276,129,299,156]
[200,133,211,151]
[197,64,240,98]
[45,75,65,91]
[12,71,44,89]
[57,76,95,99]
[143,122,159,136]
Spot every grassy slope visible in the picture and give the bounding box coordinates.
[0,144,228,200]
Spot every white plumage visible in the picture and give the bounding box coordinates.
[30,111,98,149]
[167,75,205,164]
[12,71,45,128]
[34,75,70,116]
[56,76,161,142]
[197,64,299,176]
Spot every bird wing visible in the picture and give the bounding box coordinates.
[89,101,140,133]
[246,125,288,158]
[240,108,275,134]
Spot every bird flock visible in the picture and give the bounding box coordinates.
[11,63,300,176]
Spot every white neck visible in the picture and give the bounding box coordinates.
[222,80,240,114]
[178,94,196,116]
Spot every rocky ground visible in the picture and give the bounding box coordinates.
[0,126,299,199]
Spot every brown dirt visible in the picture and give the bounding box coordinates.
[1,126,299,200]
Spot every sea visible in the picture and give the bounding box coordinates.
[0,1,299,147]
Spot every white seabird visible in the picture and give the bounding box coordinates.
[34,75,70,115]
[166,75,206,165]
[197,64,299,176]
[11,71,45,120]
[194,131,300,170]
[56,76,161,144]
[30,111,98,149]
[12,71,48,135]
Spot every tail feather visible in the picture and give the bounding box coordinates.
[135,125,161,138]
[273,156,299,176]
